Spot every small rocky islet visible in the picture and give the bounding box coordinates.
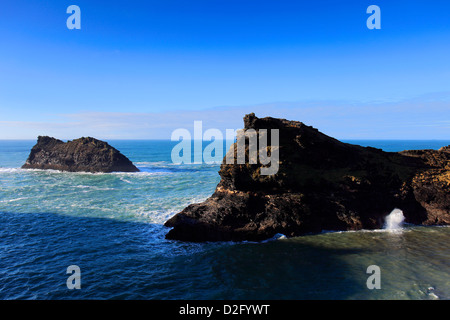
[22,136,139,173]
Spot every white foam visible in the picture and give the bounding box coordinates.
[119,177,133,184]
[73,185,116,191]
[0,197,29,203]
[0,168,22,173]
[0,167,168,177]
[135,161,169,166]
[384,208,405,231]
[427,287,439,300]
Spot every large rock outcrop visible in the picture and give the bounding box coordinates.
[165,113,450,242]
[22,136,139,173]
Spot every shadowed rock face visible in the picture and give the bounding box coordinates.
[165,113,450,242]
[22,136,139,173]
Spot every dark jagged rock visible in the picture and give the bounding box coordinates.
[164,113,450,242]
[22,136,139,173]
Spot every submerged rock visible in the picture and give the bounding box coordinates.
[165,113,450,242]
[22,136,139,173]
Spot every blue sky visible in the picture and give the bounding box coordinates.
[0,0,449,139]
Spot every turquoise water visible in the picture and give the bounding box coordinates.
[0,140,449,300]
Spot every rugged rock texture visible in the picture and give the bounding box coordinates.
[22,136,139,173]
[165,113,450,242]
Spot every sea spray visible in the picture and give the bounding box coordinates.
[384,208,405,230]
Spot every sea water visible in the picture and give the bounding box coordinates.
[0,140,449,300]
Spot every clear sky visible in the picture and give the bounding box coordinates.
[0,0,449,139]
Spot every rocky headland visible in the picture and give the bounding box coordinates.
[165,113,450,242]
[22,136,139,173]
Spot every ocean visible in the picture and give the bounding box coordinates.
[0,140,449,300]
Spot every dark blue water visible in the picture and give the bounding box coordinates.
[0,140,449,300]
